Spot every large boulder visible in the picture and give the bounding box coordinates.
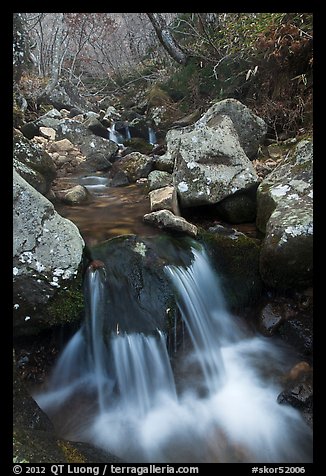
[13,170,85,336]
[168,114,259,208]
[197,98,267,160]
[257,140,313,290]
[13,134,56,195]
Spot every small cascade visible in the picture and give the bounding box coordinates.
[124,125,131,140]
[108,123,124,146]
[35,241,312,463]
[148,126,157,145]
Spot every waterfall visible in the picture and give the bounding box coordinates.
[124,125,131,140]
[108,123,124,146]
[34,242,312,463]
[148,126,157,145]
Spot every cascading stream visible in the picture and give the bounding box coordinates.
[34,242,312,463]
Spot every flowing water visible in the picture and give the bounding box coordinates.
[34,242,312,463]
[54,175,159,245]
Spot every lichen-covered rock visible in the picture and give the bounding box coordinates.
[149,186,180,215]
[169,114,259,208]
[147,170,173,191]
[144,210,197,237]
[198,227,262,309]
[197,98,267,160]
[13,134,56,195]
[257,140,313,290]
[13,170,85,336]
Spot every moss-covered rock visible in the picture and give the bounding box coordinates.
[198,227,262,309]
[123,137,154,155]
[86,234,180,335]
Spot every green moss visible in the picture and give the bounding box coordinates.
[124,138,153,155]
[57,441,86,463]
[198,228,262,309]
[47,273,84,326]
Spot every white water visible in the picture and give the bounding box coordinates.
[148,127,157,145]
[108,123,124,146]
[35,245,312,463]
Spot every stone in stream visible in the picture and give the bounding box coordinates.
[149,186,180,215]
[144,209,197,237]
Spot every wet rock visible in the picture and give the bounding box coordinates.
[257,140,313,290]
[147,170,173,191]
[110,170,129,187]
[149,186,180,215]
[277,362,313,423]
[13,134,56,195]
[87,235,180,334]
[63,185,90,205]
[123,137,154,155]
[13,170,84,336]
[13,351,121,463]
[258,303,284,336]
[21,121,40,140]
[144,210,197,237]
[278,313,313,356]
[199,227,262,309]
[197,98,267,160]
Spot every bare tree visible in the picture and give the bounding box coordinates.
[146,13,188,65]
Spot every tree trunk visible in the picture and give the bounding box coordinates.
[44,13,66,95]
[146,13,188,65]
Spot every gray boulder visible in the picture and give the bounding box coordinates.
[257,140,313,290]
[169,114,259,208]
[197,98,267,160]
[13,134,56,195]
[13,170,85,336]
